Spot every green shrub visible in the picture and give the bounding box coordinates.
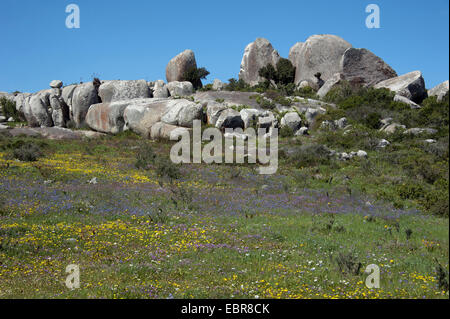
[0,97,19,121]
[287,144,332,167]
[156,158,181,181]
[182,67,210,89]
[135,144,156,169]
[225,78,251,92]
[275,58,296,85]
[279,125,294,138]
[364,112,382,129]
[12,142,43,162]
[258,58,296,86]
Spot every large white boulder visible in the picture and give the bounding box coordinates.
[98,80,151,103]
[166,81,194,97]
[428,80,449,102]
[161,99,203,127]
[166,50,197,83]
[239,38,280,86]
[374,71,427,103]
[291,34,352,85]
[340,48,397,87]
[72,82,100,127]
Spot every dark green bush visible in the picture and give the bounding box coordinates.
[279,125,294,138]
[182,67,210,89]
[275,58,296,85]
[364,112,382,129]
[12,142,43,162]
[135,144,156,170]
[287,144,332,167]
[258,58,296,86]
[156,158,181,181]
[225,78,251,92]
[0,97,19,121]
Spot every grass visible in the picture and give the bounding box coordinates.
[0,132,448,299]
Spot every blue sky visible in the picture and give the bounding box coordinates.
[0,0,448,93]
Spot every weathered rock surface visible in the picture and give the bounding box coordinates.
[240,108,263,129]
[206,102,227,126]
[14,93,32,117]
[85,101,130,134]
[72,82,100,127]
[150,122,191,140]
[239,38,280,86]
[374,71,427,103]
[98,80,151,103]
[49,94,69,127]
[166,81,194,97]
[1,127,105,140]
[281,112,301,132]
[428,80,449,102]
[380,123,406,134]
[166,50,197,83]
[50,80,63,88]
[288,42,304,72]
[291,34,352,85]
[152,80,169,99]
[404,128,438,136]
[194,91,262,109]
[215,108,244,130]
[161,99,203,127]
[25,90,53,127]
[212,79,225,91]
[317,73,345,99]
[61,85,78,118]
[123,98,172,137]
[340,48,397,87]
[394,94,420,109]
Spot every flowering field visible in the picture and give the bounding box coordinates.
[0,133,448,299]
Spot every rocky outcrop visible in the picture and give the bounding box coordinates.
[428,80,449,102]
[206,102,227,126]
[280,112,302,132]
[123,98,171,137]
[150,122,191,140]
[166,81,194,97]
[291,34,352,85]
[49,80,63,89]
[240,108,263,129]
[394,94,420,109]
[317,73,345,99]
[161,99,203,128]
[152,80,169,98]
[212,79,225,91]
[61,85,77,119]
[71,82,100,127]
[239,38,280,86]
[215,108,244,130]
[49,94,69,127]
[24,89,54,127]
[98,80,151,103]
[380,123,406,134]
[340,48,397,87]
[288,42,304,72]
[166,50,197,83]
[85,101,130,134]
[374,71,427,104]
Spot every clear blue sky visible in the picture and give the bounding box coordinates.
[0,0,448,93]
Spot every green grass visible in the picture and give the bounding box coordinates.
[0,133,448,299]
